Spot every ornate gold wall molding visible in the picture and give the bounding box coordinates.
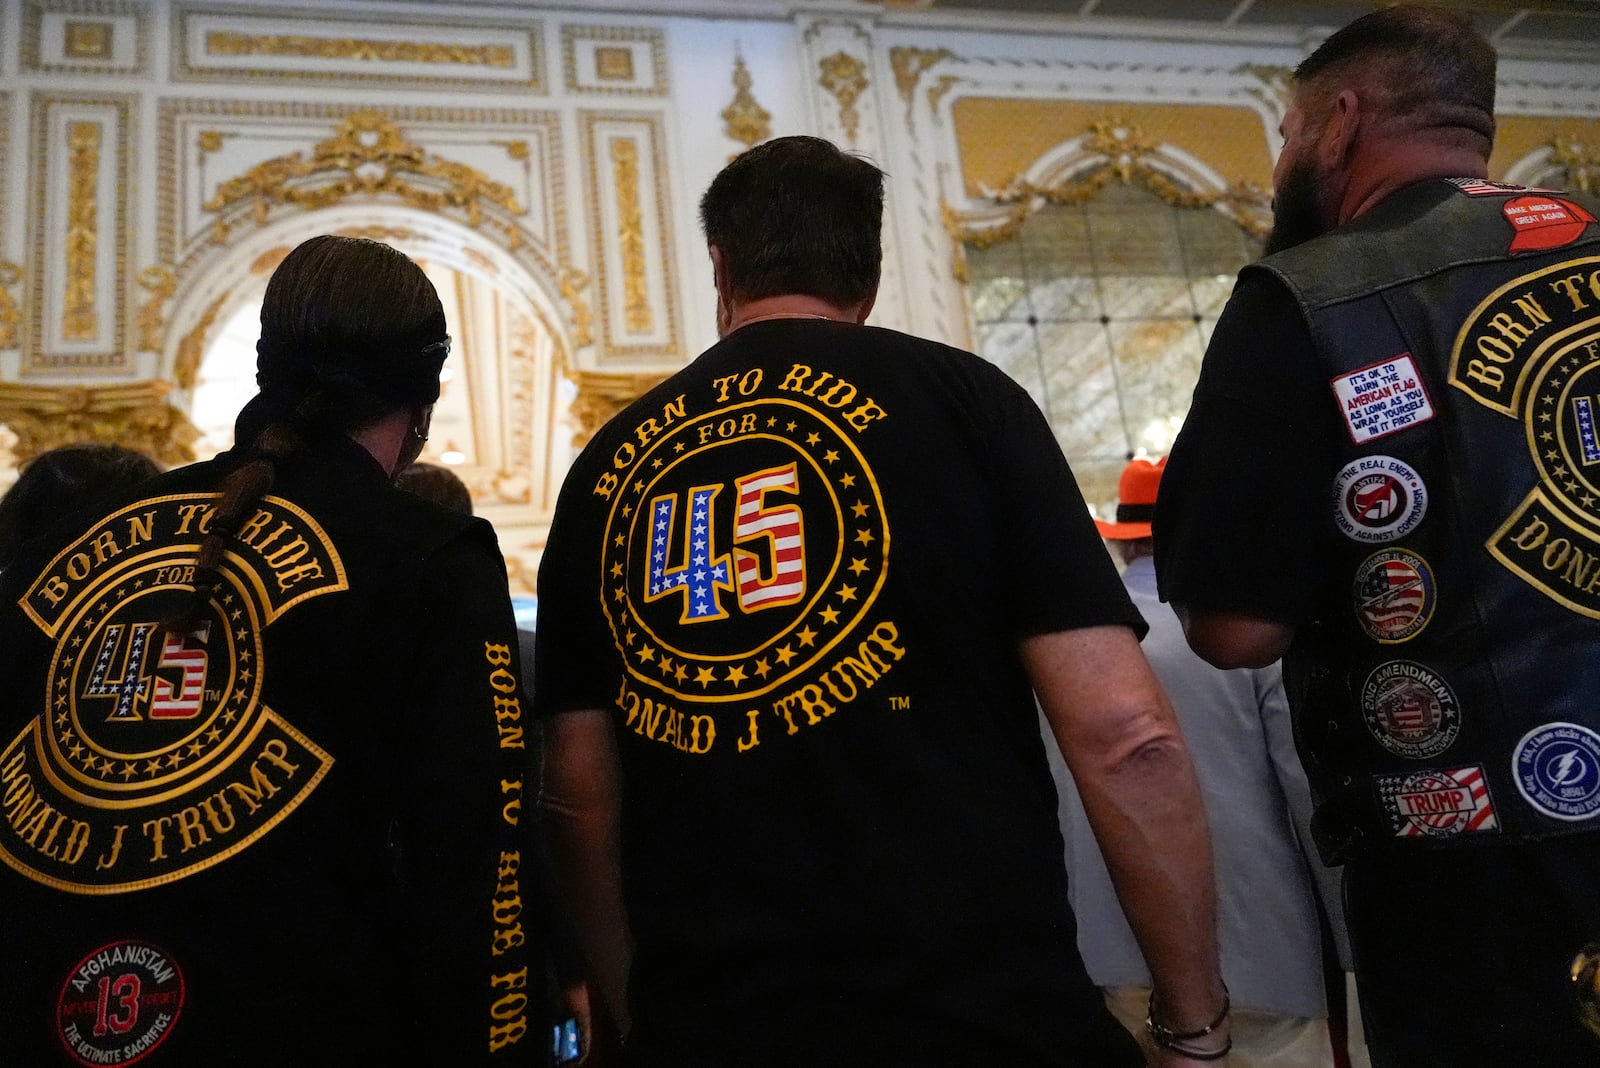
[818,52,868,145]
[201,110,525,246]
[927,74,961,120]
[0,263,22,349]
[22,0,149,76]
[565,368,668,448]
[1552,133,1597,194]
[609,139,652,335]
[173,6,545,93]
[205,31,515,67]
[561,24,667,96]
[62,121,103,342]
[722,55,771,154]
[29,93,132,371]
[945,117,1271,280]
[171,293,228,391]
[0,382,199,467]
[889,46,953,126]
[559,265,595,349]
[1234,63,1295,112]
[135,265,176,352]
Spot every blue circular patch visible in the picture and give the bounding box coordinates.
[1514,722,1600,822]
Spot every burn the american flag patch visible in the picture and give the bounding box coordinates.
[1375,765,1499,839]
[1353,548,1437,643]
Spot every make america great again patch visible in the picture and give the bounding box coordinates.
[1450,255,1600,618]
[1,495,340,894]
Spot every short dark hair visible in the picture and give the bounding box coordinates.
[699,136,885,308]
[0,444,161,572]
[1296,5,1496,146]
[395,462,474,516]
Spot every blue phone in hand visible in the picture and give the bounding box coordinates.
[552,1017,582,1065]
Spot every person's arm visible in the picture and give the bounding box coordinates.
[1173,605,1296,670]
[1023,624,1229,1064]
[540,708,633,1035]
[397,531,547,1064]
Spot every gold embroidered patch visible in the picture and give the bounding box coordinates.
[1,494,343,894]
[1452,254,1600,618]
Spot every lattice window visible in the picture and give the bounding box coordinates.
[966,181,1261,518]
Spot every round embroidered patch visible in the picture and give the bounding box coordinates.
[1352,548,1437,643]
[1333,455,1428,543]
[56,940,185,1066]
[1514,722,1600,822]
[1360,660,1460,759]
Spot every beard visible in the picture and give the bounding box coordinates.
[1264,154,1334,256]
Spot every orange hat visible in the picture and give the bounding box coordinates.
[1094,457,1166,540]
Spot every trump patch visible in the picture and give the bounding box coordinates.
[1332,355,1435,444]
[1375,765,1499,839]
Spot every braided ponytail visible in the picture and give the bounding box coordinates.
[163,234,449,632]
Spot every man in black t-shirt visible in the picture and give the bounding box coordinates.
[536,136,1228,1066]
[1157,8,1600,1066]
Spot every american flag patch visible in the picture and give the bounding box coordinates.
[1376,766,1499,839]
[1447,177,1560,197]
[1353,549,1436,643]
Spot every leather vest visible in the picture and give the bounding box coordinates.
[1258,178,1600,859]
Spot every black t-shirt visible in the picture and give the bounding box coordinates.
[0,434,549,1066]
[535,319,1143,1066]
[1154,271,1343,623]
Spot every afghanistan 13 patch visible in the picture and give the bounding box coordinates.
[1361,660,1461,759]
[1331,354,1435,444]
[1374,765,1499,839]
[1514,722,1600,822]
[56,940,185,1066]
[0,494,340,894]
[1333,455,1428,544]
[1353,548,1437,643]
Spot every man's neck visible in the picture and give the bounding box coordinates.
[723,294,862,336]
[1338,139,1490,226]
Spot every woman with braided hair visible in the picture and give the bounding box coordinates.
[0,236,554,1066]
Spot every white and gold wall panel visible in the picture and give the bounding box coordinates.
[26,92,134,372]
[170,5,545,92]
[22,0,148,77]
[562,24,667,97]
[580,111,680,361]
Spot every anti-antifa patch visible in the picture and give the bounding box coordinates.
[1353,548,1437,643]
[1361,660,1461,759]
[57,940,184,1066]
[1333,455,1428,544]
[1514,722,1600,822]
[1503,195,1596,255]
[1331,354,1435,444]
[1374,765,1499,839]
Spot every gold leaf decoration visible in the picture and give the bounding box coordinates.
[566,369,669,448]
[721,56,772,154]
[206,31,515,68]
[63,121,102,342]
[171,294,228,391]
[609,139,652,335]
[0,261,22,349]
[559,265,595,350]
[1551,134,1597,195]
[888,46,952,125]
[818,52,869,146]
[0,382,200,468]
[201,110,524,246]
[135,266,177,353]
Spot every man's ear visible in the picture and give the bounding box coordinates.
[709,245,729,300]
[1320,88,1362,170]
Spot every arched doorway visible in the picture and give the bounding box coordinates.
[164,204,578,592]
